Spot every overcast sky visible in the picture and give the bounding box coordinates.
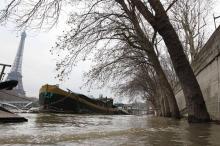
[0,1,220,103]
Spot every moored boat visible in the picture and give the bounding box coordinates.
[0,80,18,90]
[39,84,128,114]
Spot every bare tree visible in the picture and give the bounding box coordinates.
[1,0,181,118]
[4,0,215,121]
[0,0,64,29]
[114,64,169,116]
[62,0,180,118]
[130,0,210,122]
[170,0,213,62]
[86,42,170,116]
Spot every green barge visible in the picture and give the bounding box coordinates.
[39,84,128,114]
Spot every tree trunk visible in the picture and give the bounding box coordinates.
[115,0,180,118]
[148,50,179,118]
[157,20,210,122]
[157,85,171,117]
[160,97,165,116]
[133,0,210,122]
[162,93,171,117]
[154,89,164,116]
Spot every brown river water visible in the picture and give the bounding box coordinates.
[0,113,220,146]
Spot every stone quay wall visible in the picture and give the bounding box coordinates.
[175,26,220,120]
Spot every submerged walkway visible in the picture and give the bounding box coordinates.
[0,107,27,123]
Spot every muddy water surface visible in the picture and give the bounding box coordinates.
[0,113,219,146]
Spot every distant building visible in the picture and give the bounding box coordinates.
[98,96,114,108]
[114,102,152,115]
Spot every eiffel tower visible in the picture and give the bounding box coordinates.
[6,31,26,96]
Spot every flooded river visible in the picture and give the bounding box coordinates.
[0,113,220,146]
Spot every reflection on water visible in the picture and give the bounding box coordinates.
[0,113,220,146]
